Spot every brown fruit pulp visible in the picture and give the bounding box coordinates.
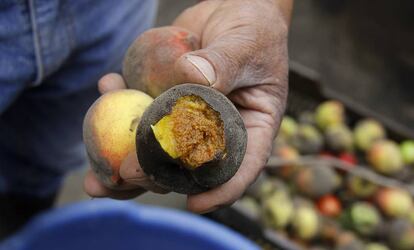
[156,95,225,168]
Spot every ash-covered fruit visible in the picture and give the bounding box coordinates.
[320,218,342,242]
[298,111,316,125]
[123,26,200,98]
[346,202,382,236]
[400,140,414,165]
[272,145,300,180]
[83,89,153,187]
[324,124,354,153]
[334,231,364,250]
[353,119,386,152]
[346,176,378,199]
[292,205,320,240]
[365,243,390,250]
[376,188,413,218]
[367,140,404,175]
[315,100,345,131]
[262,190,294,230]
[291,124,324,154]
[136,84,247,194]
[388,219,414,250]
[294,165,339,198]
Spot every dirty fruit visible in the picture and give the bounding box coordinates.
[353,119,386,152]
[388,219,414,250]
[349,202,381,236]
[294,165,339,198]
[292,205,320,240]
[346,175,378,199]
[367,140,404,175]
[376,188,413,218]
[262,191,294,229]
[400,140,414,165]
[291,124,324,154]
[83,89,153,187]
[365,243,390,250]
[317,195,342,218]
[123,26,200,97]
[272,145,300,180]
[279,116,298,139]
[325,124,354,153]
[315,100,345,130]
[137,84,247,194]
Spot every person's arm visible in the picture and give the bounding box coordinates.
[85,0,293,214]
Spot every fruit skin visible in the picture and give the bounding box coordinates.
[262,190,294,229]
[123,26,200,98]
[338,152,357,166]
[292,205,320,240]
[83,89,153,187]
[406,207,414,225]
[238,196,261,219]
[271,145,300,180]
[317,195,342,218]
[291,124,324,154]
[298,111,316,125]
[294,165,339,198]
[247,174,287,200]
[388,219,414,250]
[279,116,298,139]
[136,84,247,194]
[315,100,345,131]
[320,218,342,242]
[334,231,364,250]
[367,140,404,175]
[400,140,414,165]
[365,243,390,250]
[324,124,354,153]
[256,177,287,201]
[346,202,382,236]
[376,188,413,218]
[346,175,378,199]
[353,119,386,152]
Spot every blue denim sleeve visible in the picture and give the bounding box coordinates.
[0,0,158,197]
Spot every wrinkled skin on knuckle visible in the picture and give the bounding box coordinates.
[202,0,289,89]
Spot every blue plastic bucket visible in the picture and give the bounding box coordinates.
[1,199,259,250]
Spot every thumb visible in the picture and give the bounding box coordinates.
[174,41,250,95]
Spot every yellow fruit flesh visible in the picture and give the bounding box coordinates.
[151,116,180,159]
[152,95,225,169]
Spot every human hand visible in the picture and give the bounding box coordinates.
[84,0,291,213]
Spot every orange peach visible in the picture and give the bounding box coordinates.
[83,89,153,187]
[123,26,200,97]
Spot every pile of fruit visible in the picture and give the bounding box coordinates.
[238,100,414,250]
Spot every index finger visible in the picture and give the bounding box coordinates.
[98,73,127,94]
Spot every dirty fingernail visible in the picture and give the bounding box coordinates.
[185,55,216,86]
